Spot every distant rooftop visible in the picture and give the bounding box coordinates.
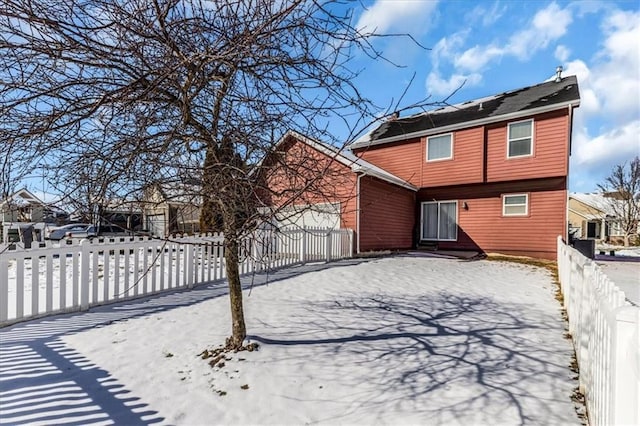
[351,75,580,149]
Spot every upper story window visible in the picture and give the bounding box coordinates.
[507,119,533,158]
[427,133,453,161]
[503,194,528,216]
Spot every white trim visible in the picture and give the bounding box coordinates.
[356,174,361,254]
[568,208,604,221]
[426,133,453,162]
[507,119,534,158]
[350,100,580,149]
[502,193,529,216]
[420,200,458,241]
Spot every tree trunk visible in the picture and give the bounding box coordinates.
[224,234,247,348]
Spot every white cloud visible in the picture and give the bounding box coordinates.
[563,59,600,115]
[572,120,640,169]
[453,2,573,72]
[590,10,640,124]
[568,9,640,184]
[506,4,570,59]
[426,71,482,97]
[554,45,571,62]
[465,2,508,27]
[454,45,503,72]
[430,31,468,69]
[356,0,439,35]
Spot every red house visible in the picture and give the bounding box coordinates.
[260,131,417,252]
[265,75,580,259]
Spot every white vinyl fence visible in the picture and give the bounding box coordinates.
[557,237,640,426]
[0,227,353,326]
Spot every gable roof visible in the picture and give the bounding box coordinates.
[351,75,580,149]
[277,131,417,191]
[0,188,45,208]
[570,192,618,217]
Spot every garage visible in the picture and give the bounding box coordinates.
[275,203,340,230]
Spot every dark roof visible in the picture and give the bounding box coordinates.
[357,75,580,145]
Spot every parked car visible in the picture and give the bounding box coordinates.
[48,223,93,240]
[89,225,134,239]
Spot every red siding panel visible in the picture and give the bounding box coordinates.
[421,126,484,187]
[354,138,422,186]
[418,178,567,259]
[359,176,415,251]
[487,110,569,182]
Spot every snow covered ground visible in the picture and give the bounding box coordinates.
[0,255,580,425]
[594,245,640,305]
[596,261,640,305]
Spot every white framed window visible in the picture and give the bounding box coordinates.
[507,119,533,158]
[427,133,453,162]
[503,194,528,216]
[421,200,457,241]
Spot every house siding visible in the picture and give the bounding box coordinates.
[353,138,422,187]
[486,109,569,182]
[417,178,567,260]
[264,137,358,217]
[355,109,570,188]
[359,176,415,251]
[420,126,484,187]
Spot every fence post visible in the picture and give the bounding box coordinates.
[186,243,194,289]
[348,229,354,258]
[80,239,90,310]
[300,229,307,264]
[0,255,8,322]
[325,231,332,262]
[612,306,640,426]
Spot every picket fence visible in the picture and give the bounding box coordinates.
[557,237,640,426]
[0,227,354,326]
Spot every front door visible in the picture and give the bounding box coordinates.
[421,201,458,241]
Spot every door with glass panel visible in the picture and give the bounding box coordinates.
[421,201,458,241]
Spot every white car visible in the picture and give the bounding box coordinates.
[47,223,93,240]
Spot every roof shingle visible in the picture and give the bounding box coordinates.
[352,75,580,147]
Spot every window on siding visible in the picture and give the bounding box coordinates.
[503,194,528,216]
[427,134,453,161]
[507,120,533,158]
[421,201,457,241]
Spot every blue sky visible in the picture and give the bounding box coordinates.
[19,0,639,202]
[344,0,640,193]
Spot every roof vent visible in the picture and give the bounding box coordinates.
[478,102,483,111]
[555,65,563,83]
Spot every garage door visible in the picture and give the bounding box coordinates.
[275,203,340,230]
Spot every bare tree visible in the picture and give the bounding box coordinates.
[598,156,640,246]
[1,0,431,349]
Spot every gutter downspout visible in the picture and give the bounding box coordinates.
[565,105,575,243]
[356,173,362,254]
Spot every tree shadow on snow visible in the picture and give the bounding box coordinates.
[249,291,577,425]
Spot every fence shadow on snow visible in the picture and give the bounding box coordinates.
[0,257,370,425]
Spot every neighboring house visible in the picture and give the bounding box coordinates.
[569,192,639,245]
[0,188,62,223]
[347,74,580,259]
[142,182,201,237]
[0,188,68,243]
[260,131,417,252]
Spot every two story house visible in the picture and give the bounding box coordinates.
[264,74,580,259]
